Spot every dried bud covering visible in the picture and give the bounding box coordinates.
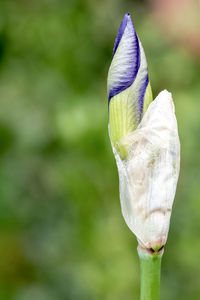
[111,90,180,250]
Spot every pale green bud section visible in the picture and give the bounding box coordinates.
[109,87,139,159]
[109,81,153,159]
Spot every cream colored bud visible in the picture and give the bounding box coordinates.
[111,90,180,250]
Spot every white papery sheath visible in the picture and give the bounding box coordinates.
[112,90,180,250]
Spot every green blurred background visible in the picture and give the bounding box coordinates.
[0,0,199,299]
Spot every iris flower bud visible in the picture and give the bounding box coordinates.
[108,13,153,159]
[108,14,180,251]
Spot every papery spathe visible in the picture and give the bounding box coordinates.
[112,90,180,250]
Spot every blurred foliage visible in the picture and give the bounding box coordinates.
[0,0,199,299]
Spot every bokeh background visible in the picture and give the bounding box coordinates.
[0,0,199,299]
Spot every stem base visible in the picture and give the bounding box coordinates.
[138,246,163,300]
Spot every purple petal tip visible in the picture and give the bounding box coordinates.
[108,13,140,102]
[113,13,132,56]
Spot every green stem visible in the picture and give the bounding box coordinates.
[138,246,163,300]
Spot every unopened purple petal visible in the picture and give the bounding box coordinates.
[108,14,140,103]
[138,76,149,119]
[113,13,130,57]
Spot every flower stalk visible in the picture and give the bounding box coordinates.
[138,246,163,300]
